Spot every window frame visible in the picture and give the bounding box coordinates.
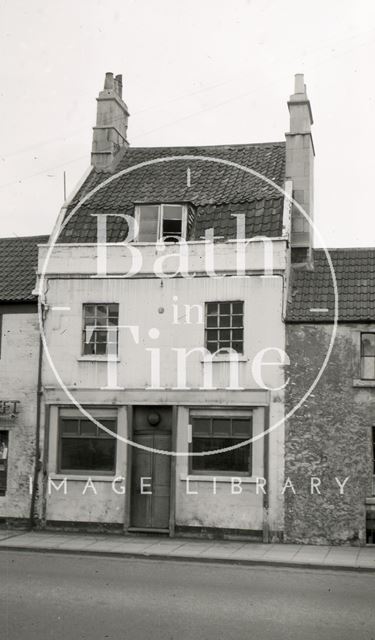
[205,301,244,355]
[58,415,117,476]
[0,430,9,496]
[188,412,253,477]
[134,204,188,243]
[360,332,375,381]
[81,303,119,357]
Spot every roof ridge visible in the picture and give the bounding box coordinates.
[127,141,286,150]
[314,247,375,252]
[0,234,50,241]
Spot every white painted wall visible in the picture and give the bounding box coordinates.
[39,240,286,533]
[0,311,40,519]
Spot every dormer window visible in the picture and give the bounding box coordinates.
[135,204,187,242]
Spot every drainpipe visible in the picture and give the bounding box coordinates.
[29,333,43,529]
[262,406,270,543]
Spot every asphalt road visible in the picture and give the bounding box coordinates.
[0,550,374,640]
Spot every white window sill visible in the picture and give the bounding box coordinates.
[77,356,120,363]
[49,474,116,482]
[200,355,248,363]
[180,473,255,483]
[353,379,375,387]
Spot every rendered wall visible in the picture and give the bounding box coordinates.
[285,323,374,545]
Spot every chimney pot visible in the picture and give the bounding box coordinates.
[115,74,123,98]
[104,72,114,90]
[294,73,305,94]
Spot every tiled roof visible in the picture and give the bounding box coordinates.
[59,142,285,242]
[0,235,49,302]
[287,249,375,322]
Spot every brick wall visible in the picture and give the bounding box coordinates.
[285,323,374,545]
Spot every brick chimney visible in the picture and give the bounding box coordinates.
[91,72,129,169]
[285,74,314,263]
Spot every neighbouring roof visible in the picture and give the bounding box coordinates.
[59,142,286,242]
[0,235,49,302]
[287,249,375,323]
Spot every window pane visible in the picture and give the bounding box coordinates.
[361,357,375,380]
[95,342,107,355]
[61,419,79,435]
[192,437,251,473]
[163,205,183,220]
[162,219,182,241]
[362,334,375,357]
[232,419,252,437]
[220,303,230,314]
[219,315,230,327]
[207,316,218,328]
[206,329,218,341]
[83,340,95,355]
[232,302,243,314]
[192,418,211,436]
[138,206,159,242]
[60,438,116,472]
[96,330,108,343]
[232,315,242,327]
[108,304,119,316]
[99,420,117,437]
[206,303,218,315]
[219,330,230,341]
[80,420,97,436]
[212,419,231,436]
[207,342,218,354]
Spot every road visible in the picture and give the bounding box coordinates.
[0,550,374,640]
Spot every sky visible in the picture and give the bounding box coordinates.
[0,0,375,247]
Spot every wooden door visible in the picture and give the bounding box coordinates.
[130,407,172,530]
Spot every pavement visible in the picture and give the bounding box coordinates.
[0,529,374,571]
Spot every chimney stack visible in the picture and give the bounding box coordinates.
[285,74,314,262]
[91,72,129,169]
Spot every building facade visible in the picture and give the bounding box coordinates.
[36,71,300,538]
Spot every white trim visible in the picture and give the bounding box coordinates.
[48,474,117,482]
[38,237,288,248]
[180,474,256,483]
[189,408,253,417]
[201,355,248,363]
[77,356,120,363]
[282,179,293,238]
[59,407,118,418]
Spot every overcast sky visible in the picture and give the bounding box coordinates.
[0,0,374,247]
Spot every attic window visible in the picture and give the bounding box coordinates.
[135,204,187,242]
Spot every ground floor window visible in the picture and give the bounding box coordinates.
[58,416,117,474]
[0,431,9,496]
[190,413,252,475]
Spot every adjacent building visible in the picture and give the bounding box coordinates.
[285,249,375,545]
[0,235,48,527]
